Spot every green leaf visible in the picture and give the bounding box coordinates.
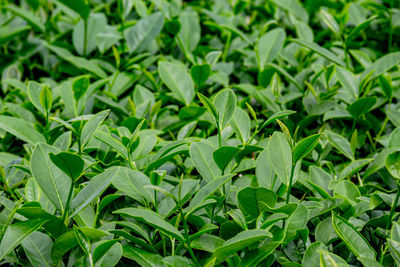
[348,97,377,119]
[293,134,321,162]
[319,9,340,35]
[39,86,52,115]
[212,230,272,261]
[185,174,234,216]
[190,141,221,182]
[80,110,110,148]
[114,208,184,242]
[158,61,195,106]
[259,110,296,132]
[30,143,72,212]
[271,0,308,23]
[325,130,354,160]
[0,115,45,145]
[386,151,400,179]
[21,232,53,267]
[292,39,345,66]
[49,152,84,181]
[122,245,164,267]
[197,92,218,122]
[239,241,280,267]
[191,64,211,85]
[347,15,378,42]
[57,0,90,20]
[266,63,303,91]
[331,212,375,259]
[336,66,358,99]
[51,228,107,263]
[257,28,286,70]
[231,107,251,144]
[93,130,129,160]
[213,146,240,172]
[27,81,45,115]
[362,52,400,79]
[112,167,153,205]
[0,218,48,261]
[125,12,164,54]
[212,88,237,129]
[70,166,120,218]
[72,13,107,55]
[337,158,373,180]
[268,132,292,186]
[6,5,45,32]
[177,10,201,54]
[93,240,122,266]
[237,187,276,220]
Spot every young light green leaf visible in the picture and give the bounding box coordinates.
[39,86,52,115]
[320,9,340,35]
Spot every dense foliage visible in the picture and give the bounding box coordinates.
[1,0,400,266]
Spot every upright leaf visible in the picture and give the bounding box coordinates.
[268,132,292,185]
[125,12,164,54]
[30,143,72,212]
[212,88,237,129]
[158,61,195,106]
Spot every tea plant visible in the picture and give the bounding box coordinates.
[0,0,400,266]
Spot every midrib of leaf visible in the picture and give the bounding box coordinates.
[198,145,217,180]
[278,136,290,184]
[164,65,188,105]
[42,146,65,213]
[25,236,51,267]
[70,167,120,217]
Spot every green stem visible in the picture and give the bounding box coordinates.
[388,0,393,52]
[386,183,400,231]
[222,31,232,62]
[83,19,88,56]
[182,214,199,266]
[61,182,75,225]
[286,164,296,204]
[218,126,222,147]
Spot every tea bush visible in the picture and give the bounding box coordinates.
[0,0,400,266]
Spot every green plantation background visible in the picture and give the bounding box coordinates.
[0,0,400,266]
